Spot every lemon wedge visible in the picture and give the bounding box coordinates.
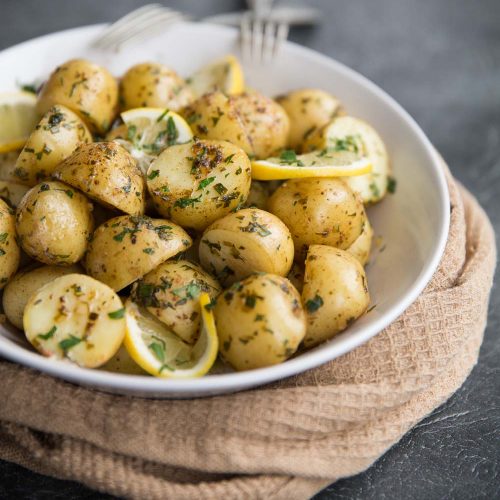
[187,55,244,98]
[0,91,38,153]
[124,293,218,378]
[251,150,372,180]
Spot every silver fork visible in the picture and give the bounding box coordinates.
[91,4,186,51]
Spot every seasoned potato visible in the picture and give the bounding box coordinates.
[53,141,145,216]
[302,245,370,347]
[0,181,30,208]
[120,62,193,111]
[346,218,373,266]
[0,199,20,288]
[267,178,366,260]
[36,59,119,134]
[85,215,192,291]
[181,91,253,154]
[16,181,93,265]
[13,105,92,186]
[245,180,269,209]
[214,274,306,370]
[132,260,221,344]
[199,208,294,286]
[229,91,289,159]
[276,88,343,150]
[24,274,126,368]
[146,139,251,230]
[3,264,81,329]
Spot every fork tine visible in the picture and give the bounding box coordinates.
[262,21,276,64]
[251,18,264,64]
[274,22,289,58]
[240,14,252,62]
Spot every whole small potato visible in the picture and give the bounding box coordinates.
[199,208,294,286]
[0,181,30,208]
[2,263,81,329]
[36,59,119,134]
[54,141,145,216]
[146,139,251,230]
[85,215,192,290]
[14,105,92,186]
[276,88,343,150]
[302,245,370,347]
[132,259,221,344]
[267,178,366,260]
[214,273,306,370]
[16,181,93,266]
[229,91,290,159]
[0,199,20,288]
[346,218,373,266]
[120,62,193,111]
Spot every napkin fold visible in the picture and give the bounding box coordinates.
[0,165,496,500]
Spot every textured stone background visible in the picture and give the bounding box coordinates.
[0,1,498,498]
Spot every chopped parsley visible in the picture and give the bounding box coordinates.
[59,335,82,352]
[108,307,125,319]
[387,176,397,194]
[305,294,324,313]
[198,176,215,190]
[147,169,160,180]
[37,326,56,340]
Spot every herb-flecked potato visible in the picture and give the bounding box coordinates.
[132,259,221,344]
[13,105,92,187]
[0,181,30,208]
[146,139,251,230]
[120,62,193,111]
[54,141,145,216]
[16,181,93,266]
[23,274,126,368]
[276,88,343,150]
[214,273,306,370]
[0,198,20,288]
[85,215,192,291]
[346,218,373,266]
[267,178,366,260]
[199,208,294,286]
[36,59,119,134]
[2,263,81,329]
[302,245,370,347]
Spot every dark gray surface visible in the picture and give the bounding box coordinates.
[0,0,499,498]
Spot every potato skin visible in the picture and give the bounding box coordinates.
[302,245,370,347]
[214,273,306,370]
[199,208,294,287]
[120,62,193,111]
[229,91,290,159]
[53,141,145,216]
[0,199,20,288]
[267,178,366,260]
[85,215,192,291]
[13,105,92,187]
[16,181,93,266]
[2,264,81,329]
[36,59,118,134]
[132,259,221,344]
[346,218,373,266]
[147,139,251,230]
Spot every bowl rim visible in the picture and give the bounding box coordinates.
[0,22,450,395]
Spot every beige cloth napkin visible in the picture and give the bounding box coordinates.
[0,168,496,500]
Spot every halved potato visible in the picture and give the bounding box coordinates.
[0,198,20,288]
[346,218,373,266]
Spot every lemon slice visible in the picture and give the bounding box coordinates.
[124,293,218,378]
[251,149,372,180]
[0,91,38,153]
[187,55,244,98]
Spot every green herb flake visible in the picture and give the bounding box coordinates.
[143,247,155,255]
[214,183,228,195]
[305,294,324,313]
[198,176,215,190]
[0,233,8,243]
[156,108,170,122]
[37,326,57,340]
[279,149,298,165]
[148,169,160,180]
[387,176,397,194]
[59,335,83,352]
[108,307,125,319]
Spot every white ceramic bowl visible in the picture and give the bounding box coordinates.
[0,22,449,398]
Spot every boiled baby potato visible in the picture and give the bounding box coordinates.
[0,181,30,208]
[24,273,126,368]
[36,59,119,134]
[16,181,93,266]
[53,141,145,216]
[214,273,306,370]
[267,178,366,260]
[120,62,193,111]
[0,198,20,288]
[346,218,373,266]
[199,208,294,286]
[3,263,81,329]
[85,215,192,291]
[302,245,370,347]
[276,88,343,150]
[146,139,251,230]
[303,116,390,203]
[229,91,289,159]
[181,91,253,155]
[132,259,221,344]
[13,105,92,187]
